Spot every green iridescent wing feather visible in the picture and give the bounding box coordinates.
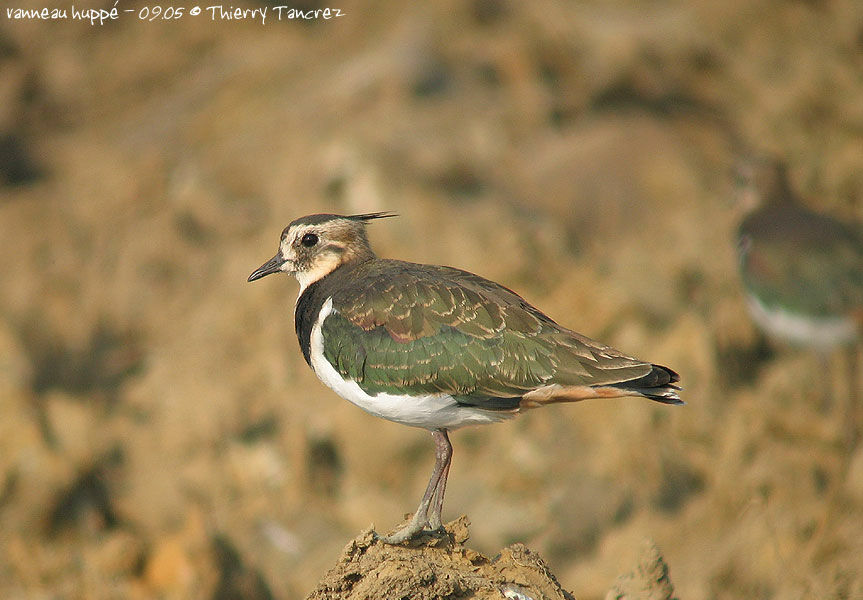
[321,261,654,401]
[745,237,863,316]
[740,208,863,317]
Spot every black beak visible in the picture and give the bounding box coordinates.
[248,254,285,282]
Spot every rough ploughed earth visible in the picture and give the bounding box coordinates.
[1,0,862,598]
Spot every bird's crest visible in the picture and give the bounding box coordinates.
[345,212,398,223]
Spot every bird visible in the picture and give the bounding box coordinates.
[248,212,682,544]
[735,157,863,351]
[735,158,862,448]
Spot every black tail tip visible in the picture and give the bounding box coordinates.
[649,387,684,405]
[644,365,683,405]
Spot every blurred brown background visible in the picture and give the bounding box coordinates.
[1,0,862,598]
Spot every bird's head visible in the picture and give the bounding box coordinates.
[734,156,793,214]
[248,212,396,291]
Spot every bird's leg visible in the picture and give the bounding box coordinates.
[378,429,452,544]
[805,345,861,561]
[428,430,452,530]
[817,351,833,414]
[843,345,860,451]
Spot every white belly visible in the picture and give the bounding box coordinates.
[745,293,858,350]
[308,298,513,430]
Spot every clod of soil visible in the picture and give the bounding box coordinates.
[606,539,678,600]
[306,516,576,600]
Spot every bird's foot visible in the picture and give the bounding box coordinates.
[374,523,424,545]
[374,514,447,545]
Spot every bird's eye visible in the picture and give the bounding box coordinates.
[301,233,319,247]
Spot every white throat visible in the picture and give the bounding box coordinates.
[294,254,343,297]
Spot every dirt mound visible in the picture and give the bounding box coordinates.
[307,516,574,600]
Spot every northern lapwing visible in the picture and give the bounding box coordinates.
[249,212,682,544]
[735,158,862,446]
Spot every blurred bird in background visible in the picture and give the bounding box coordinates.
[735,157,862,448]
